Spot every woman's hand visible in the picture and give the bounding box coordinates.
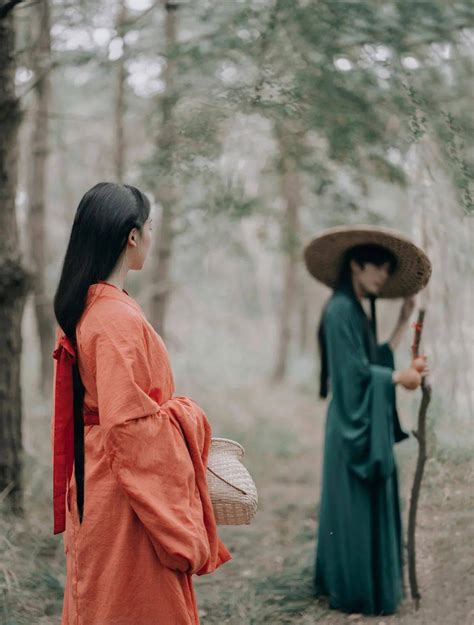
[412,355,429,377]
[392,367,422,390]
[392,354,430,389]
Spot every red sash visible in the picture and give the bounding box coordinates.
[52,334,99,534]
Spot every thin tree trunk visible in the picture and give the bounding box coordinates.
[0,12,33,513]
[298,272,310,353]
[149,1,179,338]
[271,128,301,382]
[27,0,54,397]
[57,130,75,221]
[114,0,127,183]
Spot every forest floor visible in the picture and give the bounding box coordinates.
[1,380,473,625]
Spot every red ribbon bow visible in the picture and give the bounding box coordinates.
[52,334,77,535]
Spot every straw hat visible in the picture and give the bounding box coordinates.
[206,438,258,526]
[303,225,432,298]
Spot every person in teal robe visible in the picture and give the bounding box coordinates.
[303,227,432,616]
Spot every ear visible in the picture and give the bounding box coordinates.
[128,228,138,247]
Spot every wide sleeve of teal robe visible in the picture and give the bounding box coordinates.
[324,297,397,482]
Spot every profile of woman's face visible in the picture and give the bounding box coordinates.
[128,216,153,270]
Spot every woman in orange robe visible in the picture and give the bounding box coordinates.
[51,182,231,625]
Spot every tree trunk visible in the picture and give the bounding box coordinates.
[113,0,127,183]
[0,12,33,512]
[271,128,301,382]
[298,273,311,353]
[27,0,54,398]
[149,1,179,338]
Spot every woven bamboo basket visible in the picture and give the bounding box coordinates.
[206,438,258,526]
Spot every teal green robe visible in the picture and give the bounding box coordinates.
[314,286,409,615]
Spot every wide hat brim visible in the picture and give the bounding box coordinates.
[303,225,432,298]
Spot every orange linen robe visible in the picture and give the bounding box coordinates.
[54,282,231,625]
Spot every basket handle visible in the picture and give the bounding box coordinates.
[206,466,249,495]
[171,419,250,496]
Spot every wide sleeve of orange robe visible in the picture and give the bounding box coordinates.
[86,307,229,576]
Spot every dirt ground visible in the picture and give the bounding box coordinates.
[1,381,473,625]
[194,382,474,625]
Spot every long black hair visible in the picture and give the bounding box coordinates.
[317,243,397,399]
[53,182,151,522]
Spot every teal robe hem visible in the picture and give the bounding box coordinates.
[314,289,407,616]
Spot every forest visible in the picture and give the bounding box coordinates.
[0,1,473,624]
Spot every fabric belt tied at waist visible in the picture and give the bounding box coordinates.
[83,410,100,426]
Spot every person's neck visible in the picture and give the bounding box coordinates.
[351,275,365,301]
[104,267,128,291]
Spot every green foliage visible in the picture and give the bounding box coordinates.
[158,0,473,228]
[42,0,474,233]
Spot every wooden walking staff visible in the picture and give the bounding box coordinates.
[407,308,432,609]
